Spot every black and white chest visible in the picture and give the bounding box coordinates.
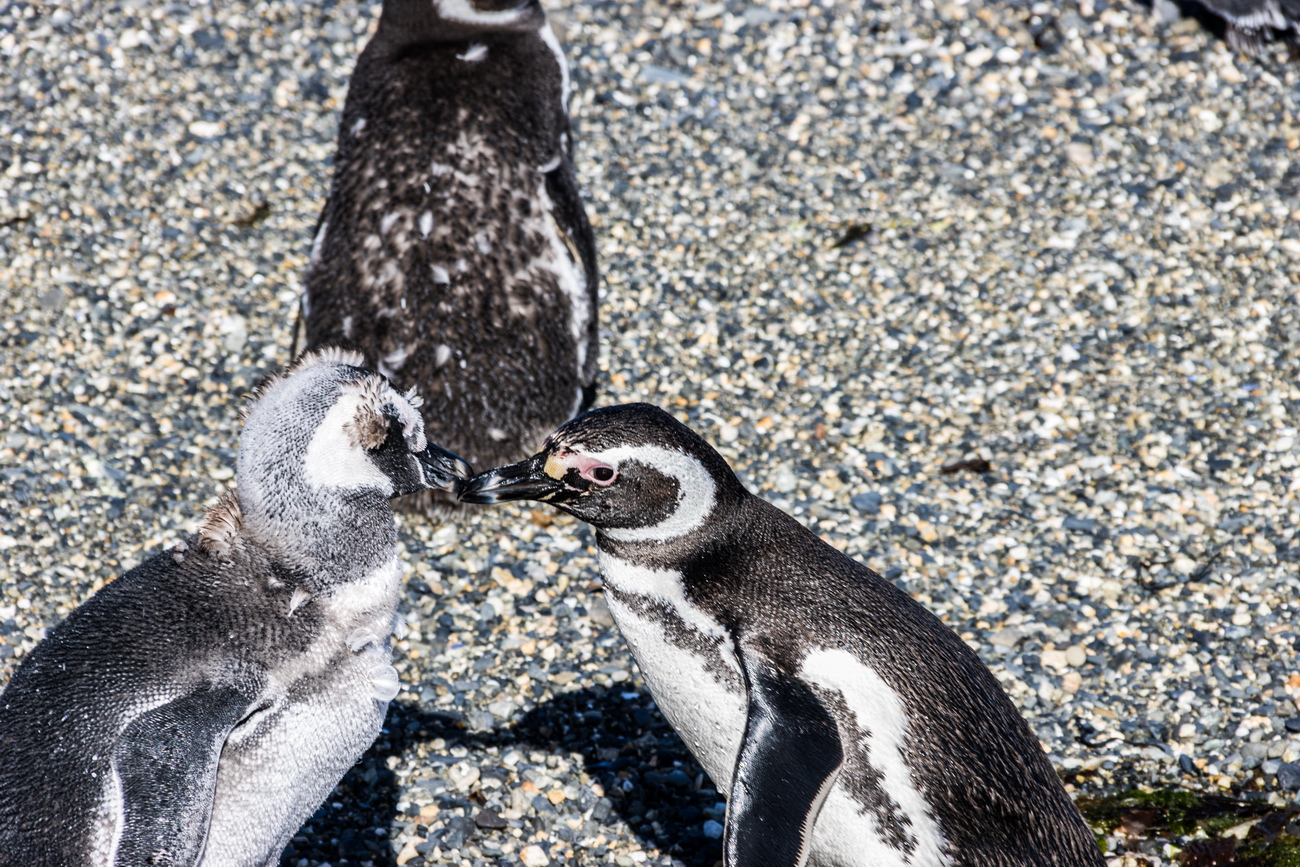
[596,546,955,867]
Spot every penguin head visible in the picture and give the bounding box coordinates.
[237,348,472,519]
[376,0,546,46]
[459,403,746,542]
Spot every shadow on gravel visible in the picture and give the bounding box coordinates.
[281,702,491,867]
[280,688,725,867]
[510,685,725,867]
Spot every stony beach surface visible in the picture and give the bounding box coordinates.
[2,0,1299,864]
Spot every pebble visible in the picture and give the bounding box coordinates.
[521,844,551,867]
[988,627,1025,649]
[475,808,508,830]
[1278,763,1300,791]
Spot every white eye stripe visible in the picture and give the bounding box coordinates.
[435,0,531,25]
[585,445,716,542]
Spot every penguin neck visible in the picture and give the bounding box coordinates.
[237,479,398,591]
[372,0,542,55]
[595,483,752,569]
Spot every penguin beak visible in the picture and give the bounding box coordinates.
[415,443,474,492]
[458,454,568,504]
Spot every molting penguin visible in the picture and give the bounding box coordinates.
[0,348,471,866]
[299,0,598,513]
[461,403,1104,867]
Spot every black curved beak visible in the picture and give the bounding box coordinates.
[416,443,474,492]
[458,454,567,504]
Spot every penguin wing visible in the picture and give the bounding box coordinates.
[543,161,600,394]
[544,160,598,294]
[112,684,256,867]
[724,648,844,867]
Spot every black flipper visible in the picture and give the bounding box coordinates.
[112,685,254,867]
[291,209,327,360]
[725,648,844,867]
[543,160,600,389]
[290,297,307,361]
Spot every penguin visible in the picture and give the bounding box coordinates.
[0,348,471,867]
[298,0,599,513]
[1191,0,1300,56]
[459,403,1105,867]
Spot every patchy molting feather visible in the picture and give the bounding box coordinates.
[300,0,598,513]
[198,490,243,556]
[338,377,392,450]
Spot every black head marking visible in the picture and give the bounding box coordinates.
[461,403,748,538]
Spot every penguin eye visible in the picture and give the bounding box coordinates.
[580,464,617,486]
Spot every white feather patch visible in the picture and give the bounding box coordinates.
[288,587,312,616]
[382,345,409,375]
[457,43,489,62]
[370,664,401,702]
[532,175,589,371]
[436,0,531,25]
[348,628,381,653]
[597,552,746,786]
[308,220,328,269]
[302,393,394,493]
[800,649,952,866]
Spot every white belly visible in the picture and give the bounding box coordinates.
[597,552,746,786]
[799,649,952,867]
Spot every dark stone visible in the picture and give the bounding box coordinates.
[664,769,692,789]
[1284,717,1300,734]
[851,492,882,514]
[440,816,473,850]
[577,787,599,811]
[475,808,508,830]
[591,798,613,822]
[1276,762,1300,790]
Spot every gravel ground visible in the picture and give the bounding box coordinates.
[3,0,1299,865]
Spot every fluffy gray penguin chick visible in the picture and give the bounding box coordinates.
[299,0,599,514]
[0,348,471,867]
[460,403,1104,867]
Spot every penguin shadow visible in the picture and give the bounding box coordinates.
[280,688,723,867]
[508,686,725,867]
[281,702,503,867]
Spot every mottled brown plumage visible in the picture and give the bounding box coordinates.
[300,0,598,514]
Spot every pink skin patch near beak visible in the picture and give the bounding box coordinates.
[546,451,618,487]
[572,455,617,485]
